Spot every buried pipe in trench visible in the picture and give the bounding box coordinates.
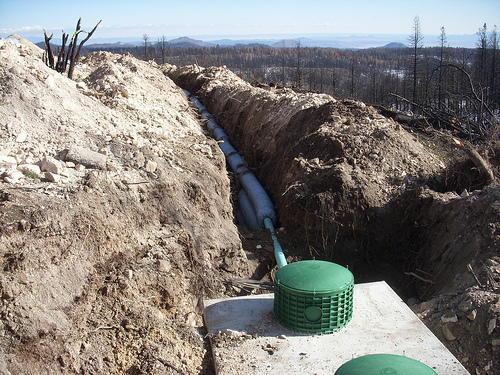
[180,89,440,347]
[184,90,358,336]
[183,89,286,268]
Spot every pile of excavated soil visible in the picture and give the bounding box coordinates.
[166,64,500,374]
[0,36,247,374]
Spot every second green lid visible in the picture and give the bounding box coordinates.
[334,354,438,375]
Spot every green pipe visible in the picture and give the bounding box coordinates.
[264,217,287,268]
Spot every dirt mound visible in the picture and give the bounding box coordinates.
[400,185,500,297]
[405,185,500,374]
[0,36,246,374]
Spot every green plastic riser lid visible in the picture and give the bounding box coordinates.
[275,259,353,292]
[334,354,438,375]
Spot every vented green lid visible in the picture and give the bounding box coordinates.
[275,260,353,292]
[334,354,438,375]
[274,260,354,333]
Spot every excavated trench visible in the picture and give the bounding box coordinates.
[165,64,500,305]
[164,66,421,299]
[182,85,412,298]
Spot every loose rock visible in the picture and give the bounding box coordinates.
[17,163,41,175]
[488,318,497,335]
[41,155,63,174]
[467,310,478,321]
[145,160,157,173]
[0,155,17,168]
[442,324,457,341]
[65,145,107,169]
[44,171,61,183]
[16,130,28,143]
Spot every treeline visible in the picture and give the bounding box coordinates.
[84,24,499,142]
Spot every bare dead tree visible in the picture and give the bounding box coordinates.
[489,25,499,106]
[331,63,337,96]
[43,30,54,69]
[55,32,69,73]
[159,35,167,64]
[295,39,302,90]
[408,16,424,113]
[438,64,497,136]
[349,56,356,98]
[43,18,101,79]
[65,18,82,77]
[68,19,101,79]
[438,27,447,110]
[476,23,488,88]
[143,34,149,60]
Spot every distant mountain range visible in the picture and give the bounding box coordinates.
[272,39,300,48]
[26,33,479,50]
[165,37,214,48]
[378,42,407,49]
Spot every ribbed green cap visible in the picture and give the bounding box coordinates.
[275,260,353,293]
[274,260,354,333]
[334,354,438,375]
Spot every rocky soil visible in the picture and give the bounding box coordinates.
[0,35,499,374]
[0,35,246,374]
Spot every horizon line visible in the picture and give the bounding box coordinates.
[3,31,479,49]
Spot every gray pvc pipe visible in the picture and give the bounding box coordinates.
[238,189,261,229]
[184,89,277,228]
[184,89,286,267]
[201,111,212,120]
[213,127,229,142]
[238,171,276,228]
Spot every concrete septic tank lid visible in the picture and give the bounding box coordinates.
[335,353,438,375]
[202,282,470,374]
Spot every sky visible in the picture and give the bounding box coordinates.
[1,0,499,43]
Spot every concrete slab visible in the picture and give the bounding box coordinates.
[204,281,469,374]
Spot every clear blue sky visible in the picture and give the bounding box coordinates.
[1,0,499,41]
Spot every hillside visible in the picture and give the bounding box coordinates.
[166,37,215,48]
[0,35,499,374]
[272,39,300,48]
[0,35,246,374]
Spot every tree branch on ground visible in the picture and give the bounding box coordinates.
[450,137,495,185]
[387,91,496,185]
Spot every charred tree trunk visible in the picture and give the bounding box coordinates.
[68,20,102,79]
[55,33,69,73]
[43,30,54,69]
[66,18,82,80]
[43,18,101,80]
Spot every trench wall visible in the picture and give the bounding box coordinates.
[165,65,447,259]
